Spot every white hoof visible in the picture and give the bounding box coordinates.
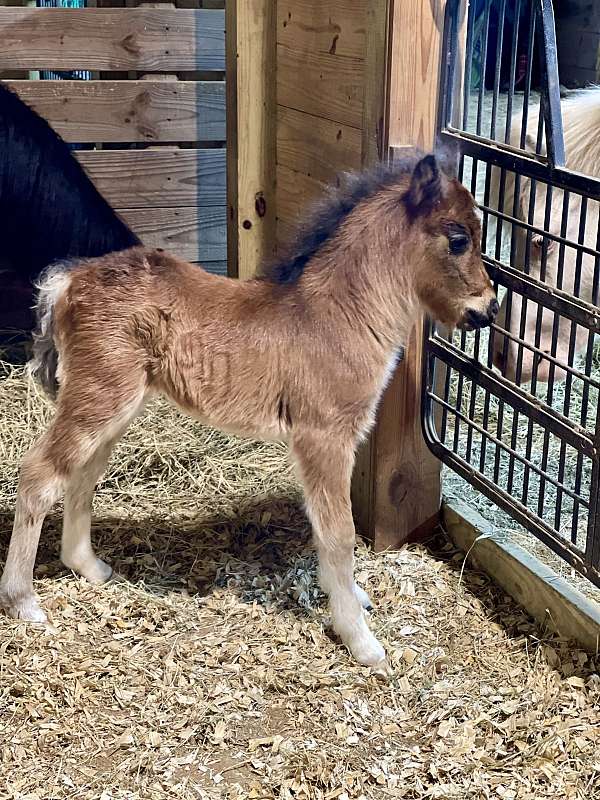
[371,658,394,679]
[64,556,113,584]
[354,583,373,610]
[348,629,387,669]
[1,592,48,623]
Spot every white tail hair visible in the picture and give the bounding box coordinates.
[29,263,73,400]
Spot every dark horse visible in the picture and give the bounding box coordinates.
[0,81,139,334]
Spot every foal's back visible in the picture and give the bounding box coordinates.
[49,247,370,442]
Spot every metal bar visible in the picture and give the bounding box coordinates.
[486,259,600,332]
[425,0,600,588]
[535,0,566,168]
[429,394,589,508]
[427,337,595,458]
[439,131,600,199]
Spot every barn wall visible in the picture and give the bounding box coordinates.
[0,0,227,272]
[275,0,367,249]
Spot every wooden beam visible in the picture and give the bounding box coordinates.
[276,0,366,60]
[353,0,444,550]
[119,205,226,262]
[351,0,391,537]
[0,8,225,72]
[277,106,362,184]
[277,44,364,129]
[226,0,276,279]
[276,164,325,248]
[444,500,600,655]
[5,79,225,143]
[76,148,226,208]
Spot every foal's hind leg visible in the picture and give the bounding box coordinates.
[61,440,123,584]
[0,386,145,622]
[292,433,389,674]
[0,439,63,622]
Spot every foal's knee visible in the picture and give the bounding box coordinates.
[18,449,63,515]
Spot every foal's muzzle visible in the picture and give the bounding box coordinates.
[458,298,499,331]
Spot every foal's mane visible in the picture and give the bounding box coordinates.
[264,156,424,285]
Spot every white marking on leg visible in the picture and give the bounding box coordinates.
[319,546,386,666]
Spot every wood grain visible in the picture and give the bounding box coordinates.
[277,43,364,129]
[277,106,361,184]
[387,0,445,149]
[367,0,443,550]
[277,0,366,60]
[351,0,391,537]
[226,0,276,279]
[276,164,325,249]
[119,205,226,262]
[0,8,225,71]
[76,148,226,208]
[6,79,225,143]
[444,500,600,655]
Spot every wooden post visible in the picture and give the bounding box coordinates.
[352,0,446,551]
[226,0,276,279]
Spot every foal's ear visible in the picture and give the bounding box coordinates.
[404,155,443,217]
[434,136,460,179]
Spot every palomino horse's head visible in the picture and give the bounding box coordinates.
[403,155,498,331]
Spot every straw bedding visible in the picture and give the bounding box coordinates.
[1,361,599,800]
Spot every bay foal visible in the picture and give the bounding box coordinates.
[0,155,497,673]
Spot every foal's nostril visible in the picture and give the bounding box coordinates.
[488,298,499,319]
[464,308,490,329]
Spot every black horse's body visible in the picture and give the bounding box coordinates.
[0,81,140,333]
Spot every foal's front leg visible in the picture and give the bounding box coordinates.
[293,434,390,674]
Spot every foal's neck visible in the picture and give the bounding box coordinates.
[291,220,418,356]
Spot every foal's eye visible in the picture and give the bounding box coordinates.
[448,233,470,256]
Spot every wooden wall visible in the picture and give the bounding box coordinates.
[0,0,227,273]
[275,0,366,248]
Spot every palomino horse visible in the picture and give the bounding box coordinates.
[490,86,600,384]
[0,154,498,674]
[0,81,139,330]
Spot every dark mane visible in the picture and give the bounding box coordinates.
[0,81,140,281]
[264,157,423,285]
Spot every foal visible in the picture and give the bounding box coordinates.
[0,154,497,673]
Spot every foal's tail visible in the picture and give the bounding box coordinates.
[29,263,73,401]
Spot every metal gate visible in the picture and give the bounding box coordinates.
[423,0,600,589]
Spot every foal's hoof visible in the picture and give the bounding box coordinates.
[63,557,113,585]
[371,658,394,680]
[1,593,48,624]
[85,559,113,585]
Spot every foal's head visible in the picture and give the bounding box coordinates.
[401,154,498,330]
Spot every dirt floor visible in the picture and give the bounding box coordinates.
[1,362,599,800]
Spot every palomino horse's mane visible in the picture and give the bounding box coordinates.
[264,157,424,285]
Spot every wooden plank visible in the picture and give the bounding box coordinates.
[119,206,226,262]
[277,44,364,129]
[387,0,445,149]
[277,0,366,60]
[276,164,325,249]
[226,0,276,279]
[277,106,361,184]
[369,0,444,550]
[76,148,226,208]
[352,0,391,537]
[5,79,225,142]
[444,500,600,655]
[0,8,225,71]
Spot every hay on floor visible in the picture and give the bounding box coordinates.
[1,363,599,800]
